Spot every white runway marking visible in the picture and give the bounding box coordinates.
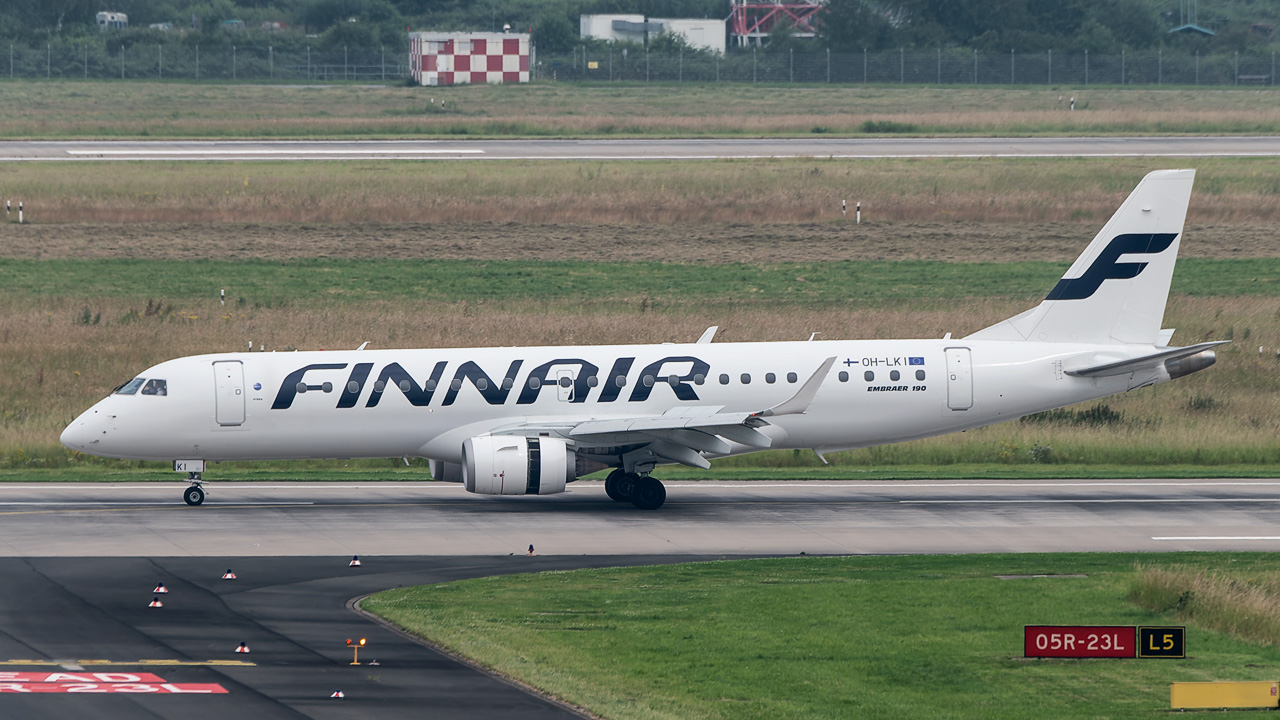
[65,149,485,156]
[0,501,315,506]
[671,481,1280,489]
[902,498,1280,504]
[1153,536,1280,541]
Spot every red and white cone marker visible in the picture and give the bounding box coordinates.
[153,583,168,594]
[222,569,237,580]
[349,555,361,568]
[235,642,250,654]
[149,596,163,608]
[330,690,345,699]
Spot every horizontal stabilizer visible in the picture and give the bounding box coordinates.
[1065,341,1228,378]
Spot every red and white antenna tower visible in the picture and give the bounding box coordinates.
[729,0,824,48]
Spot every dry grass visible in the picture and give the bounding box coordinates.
[1132,566,1280,647]
[1,82,1279,138]
[1,221,1276,263]
[5,157,1280,226]
[4,294,1277,466]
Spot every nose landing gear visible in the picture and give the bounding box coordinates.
[183,473,205,506]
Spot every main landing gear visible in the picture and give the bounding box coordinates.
[183,473,205,506]
[605,469,667,510]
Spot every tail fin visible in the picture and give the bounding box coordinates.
[967,169,1195,345]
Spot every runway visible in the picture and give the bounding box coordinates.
[2,478,1278,718]
[1,479,1278,556]
[3,136,1280,161]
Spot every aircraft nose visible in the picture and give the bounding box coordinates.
[60,416,91,451]
[61,408,104,452]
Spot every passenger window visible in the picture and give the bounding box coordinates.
[114,377,146,395]
[425,379,437,391]
[838,371,849,382]
[140,379,167,396]
[615,375,627,387]
[916,369,926,381]
[693,373,705,385]
[719,374,730,385]
[529,377,541,389]
[864,371,875,382]
[558,376,573,388]
[587,376,599,387]
[740,373,751,384]
[642,375,655,387]
[476,378,489,390]
[503,377,515,390]
[787,372,798,383]
[890,370,900,382]
[765,373,776,384]
[450,379,462,391]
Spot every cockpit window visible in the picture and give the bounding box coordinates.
[114,377,146,395]
[141,379,168,396]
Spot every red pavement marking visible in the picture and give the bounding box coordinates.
[0,672,166,683]
[0,683,227,693]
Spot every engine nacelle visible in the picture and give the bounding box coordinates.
[429,459,463,483]
[462,435,573,496]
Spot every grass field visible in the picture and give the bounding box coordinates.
[1,82,1280,138]
[0,158,1274,472]
[2,291,1275,468]
[363,553,1280,720]
[5,157,1280,225]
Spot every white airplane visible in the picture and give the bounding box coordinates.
[62,169,1223,510]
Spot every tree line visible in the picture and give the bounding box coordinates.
[1,0,1275,56]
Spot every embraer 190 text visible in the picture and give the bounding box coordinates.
[62,170,1223,510]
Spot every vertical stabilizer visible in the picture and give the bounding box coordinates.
[966,169,1195,345]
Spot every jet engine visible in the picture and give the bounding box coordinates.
[462,435,574,496]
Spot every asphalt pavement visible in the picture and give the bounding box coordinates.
[1,136,1279,161]
[0,554,721,719]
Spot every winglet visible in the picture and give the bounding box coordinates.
[696,326,718,344]
[759,357,836,417]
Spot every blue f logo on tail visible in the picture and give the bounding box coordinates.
[1045,233,1178,301]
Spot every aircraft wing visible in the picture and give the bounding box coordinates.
[494,357,836,469]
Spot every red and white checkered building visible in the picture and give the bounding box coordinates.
[409,32,532,86]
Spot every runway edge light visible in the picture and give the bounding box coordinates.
[349,555,361,568]
[148,596,163,608]
[153,582,167,594]
[235,642,251,654]
[330,689,345,699]
[222,569,236,580]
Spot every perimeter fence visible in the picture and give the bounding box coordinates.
[4,42,1278,87]
[547,47,1279,86]
[3,42,407,82]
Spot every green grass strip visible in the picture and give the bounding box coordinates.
[0,258,1275,304]
[363,553,1280,720]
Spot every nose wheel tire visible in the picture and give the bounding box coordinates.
[604,469,634,502]
[183,485,205,506]
[629,476,666,510]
